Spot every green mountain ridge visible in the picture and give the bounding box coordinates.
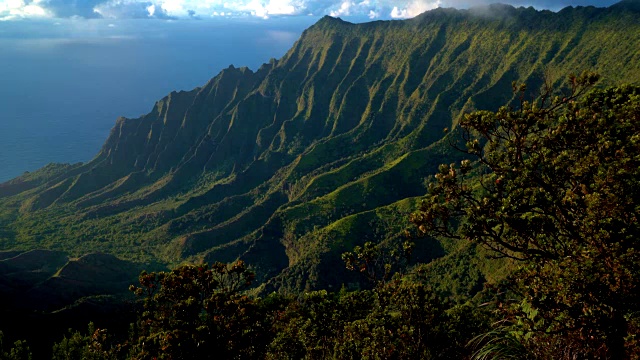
[1,1,640,294]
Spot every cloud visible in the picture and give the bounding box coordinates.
[390,0,442,19]
[241,0,300,18]
[42,0,105,18]
[0,0,50,20]
[94,1,174,19]
[0,0,622,21]
[329,1,354,17]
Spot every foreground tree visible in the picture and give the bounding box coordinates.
[52,324,115,360]
[127,261,267,359]
[0,332,31,360]
[341,239,415,285]
[49,260,488,359]
[411,74,640,358]
[265,281,487,360]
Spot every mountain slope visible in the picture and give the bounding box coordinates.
[1,2,640,293]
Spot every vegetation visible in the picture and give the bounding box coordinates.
[412,77,640,357]
[40,260,489,360]
[0,332,32,360]
[1,2,639,295]
[1,77,637,359]
[0,2,640,359]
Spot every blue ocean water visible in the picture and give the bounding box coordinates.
[0,17,317,182]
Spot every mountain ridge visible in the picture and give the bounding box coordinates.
[1,1,639,293]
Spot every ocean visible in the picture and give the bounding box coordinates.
[0,17,317,183]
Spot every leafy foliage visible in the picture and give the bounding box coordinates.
[44,261,489,360]
[341,239,414,285]
[0,333,31,360]
[126,261,266,359]
[411,77,640,358]
[52,324,117,360]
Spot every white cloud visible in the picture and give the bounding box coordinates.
[0,0,612,21]
[94,1,173,19]
[242,0,299,19]
[407,0,441,15]
[21,4,48,16]
[329,1,353,17]
[0,0,49,20]
[265,0,297,15]
[390,0,441,19]
[390,6,406,18]
[6,0,23,8]
[160,0,186,15]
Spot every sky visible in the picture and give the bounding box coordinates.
[0,0,623,21]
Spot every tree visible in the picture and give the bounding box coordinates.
[127,261,267,359]
[52,323,116,360]
[341,239,414,286]
[0,332,32,360]
[411,74,640,358]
